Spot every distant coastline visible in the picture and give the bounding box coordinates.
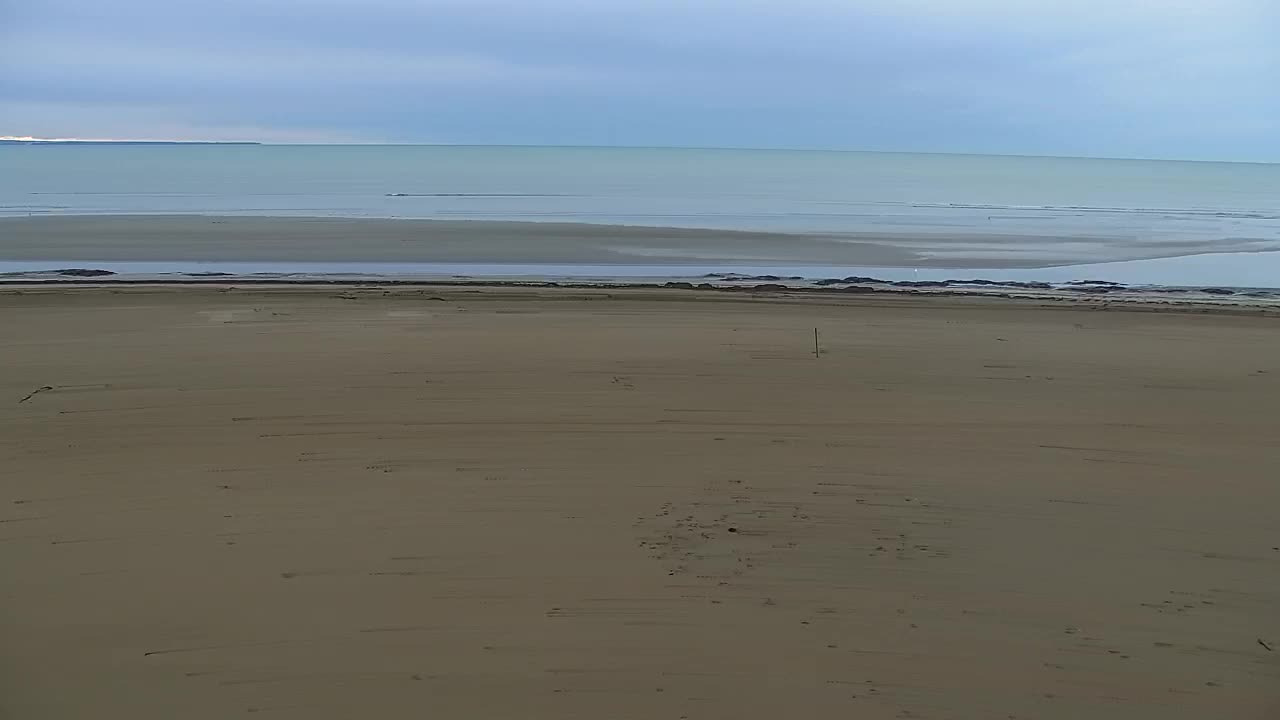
[0,139,261,146]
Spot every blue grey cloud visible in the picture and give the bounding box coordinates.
[3,0,1277,160]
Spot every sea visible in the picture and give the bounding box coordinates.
[4,144,1280,287]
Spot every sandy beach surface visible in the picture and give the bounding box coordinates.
[6,215,1275,269]
[0,215,917,266]
[2,285,1278,719]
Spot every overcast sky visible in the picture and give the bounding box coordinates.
[3,0,1277,160]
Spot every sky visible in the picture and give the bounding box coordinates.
[3,0,1278,161]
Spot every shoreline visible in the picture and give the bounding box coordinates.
[2,281,1277,316]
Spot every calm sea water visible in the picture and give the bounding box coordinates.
[4,144,1280,268]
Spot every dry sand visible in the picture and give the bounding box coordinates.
[2,285,1278,719]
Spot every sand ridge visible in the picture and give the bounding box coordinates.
[7,215,1272,268]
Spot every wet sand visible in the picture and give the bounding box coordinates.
[2,285,1278,719]
[0,215,917,266]
[6,215,1274,268]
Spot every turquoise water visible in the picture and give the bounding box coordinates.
[5,145,1280,270]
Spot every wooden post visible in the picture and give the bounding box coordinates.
[813,328,820,358]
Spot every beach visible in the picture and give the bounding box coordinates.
[4,209,1280,271]
[0,215,920,266]
[3,284,1278,719]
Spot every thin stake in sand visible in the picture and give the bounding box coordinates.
[814,328,821,358]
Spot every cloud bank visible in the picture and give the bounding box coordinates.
[3,0,1277,160]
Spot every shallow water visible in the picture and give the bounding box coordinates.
[5,145,1280,269]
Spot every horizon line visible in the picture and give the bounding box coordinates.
[4,137,1275,166]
